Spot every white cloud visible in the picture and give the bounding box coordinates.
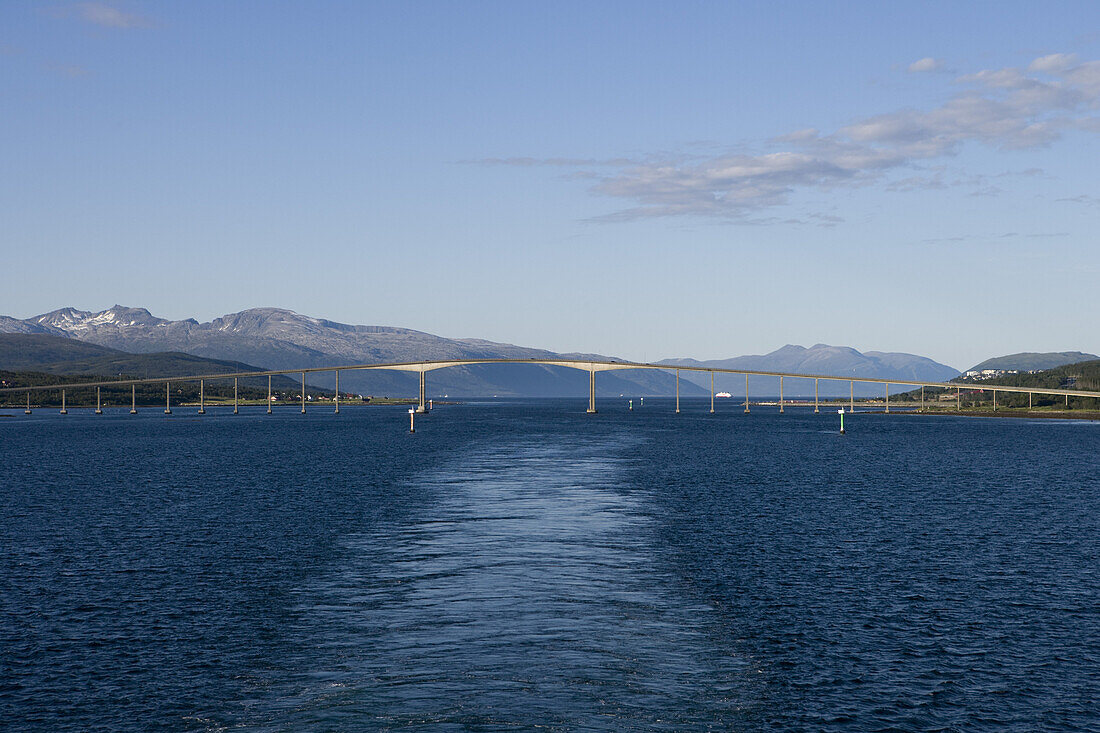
[496,54,1100,221]
[53,2,150,29]
[908,57,944,73]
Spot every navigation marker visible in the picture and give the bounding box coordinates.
[838,407,846,434]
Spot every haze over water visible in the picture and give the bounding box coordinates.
[3,401,1098,730]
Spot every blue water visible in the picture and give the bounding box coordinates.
[2,400,1098,731]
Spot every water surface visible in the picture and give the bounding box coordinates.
[2,400,1097,730]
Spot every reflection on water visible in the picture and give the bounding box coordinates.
[285,434,749,728]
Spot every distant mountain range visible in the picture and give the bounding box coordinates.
[661,344,961,397]
[0,306,700,397]
[11,305,1086,399]
[967,351,1100,373]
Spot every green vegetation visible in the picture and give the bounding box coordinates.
[891,359,1100,412]
[967,351,1099,372]
[0,369,424,408]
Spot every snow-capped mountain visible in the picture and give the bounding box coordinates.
[3,306,698,397]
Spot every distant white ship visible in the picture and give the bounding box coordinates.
[715,391,732,398]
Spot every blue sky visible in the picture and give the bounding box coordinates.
[2,1,1099,369]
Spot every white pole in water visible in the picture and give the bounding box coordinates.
[838,407,846,434]
[744,374,750,413]
[95,386,102,415]
[60,389,67,415]
[409,407,415,433]
[165,382,172,414]
[25,390,31,415]
[334,371,339,415]
[130,384,137,414]
[301,372,306,414]
[675,369,680,414]
[710,372,715,414]
[629,399,633,411]
[267,375,272,415]
[233,378,239,415]
[198,379,205,415]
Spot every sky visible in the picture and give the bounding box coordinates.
[2,1,1099,370]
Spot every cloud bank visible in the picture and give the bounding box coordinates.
[488,54,1100,222]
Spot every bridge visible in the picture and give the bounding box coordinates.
[3,358,1098,417]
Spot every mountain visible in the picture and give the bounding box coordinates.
[1,307,701,397]
[0,333,300,388]
[967,351,1100,373]
[660,344,960,397]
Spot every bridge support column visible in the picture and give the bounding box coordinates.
[417,370,427,413]
[334,371,339,414]
[95,386,102,415]
[130,384,137,414]
[779,376,784,413]
[744,374,750,413]
[198,379,205,415]
[885,384,890,414]
[710,372,715,414]
[233,378,239,414]
[165,382,172,414]
[957,386,961,412]
[267,375,272,414]
[814,379,819,413]
[675,369,680,414]
[25,390,31,415]
[301,372,306,414]
[587,369,597,413]
[850,381,854,413]
[1029,392,1032,411]
[993,390,996,412]
[920,385,924,412]
[60,389,67,415]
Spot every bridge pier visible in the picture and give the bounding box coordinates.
[25,390,31,415]
[779,376,784,413]
[334,371,339,414]
[744,374,750,413]
[885,383,890,414]
[130,384,137,414]
[850,381,854,413]
[920,385,924,412]
[587,369,597,413]
[60,389,67,415]
[1029,392,1032,411]
[417,370,428,413]
[957,386,961,411]
[198,379,205,415]
[95,386,102,415]
[993,389,996,412]
[165,382,172,414]
[814,379,819,413]
[233,378,239,414]
[709,372,714,414]
[267,375,272,414]
[675,369,680,414]
[301,372,306,414]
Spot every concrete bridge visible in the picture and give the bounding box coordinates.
[3,357,1098,416]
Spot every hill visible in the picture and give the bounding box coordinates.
[660,344,959,397]
[0,334,300,389]
[967,351,1100,373]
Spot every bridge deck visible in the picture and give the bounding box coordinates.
[2,358,1098,400]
